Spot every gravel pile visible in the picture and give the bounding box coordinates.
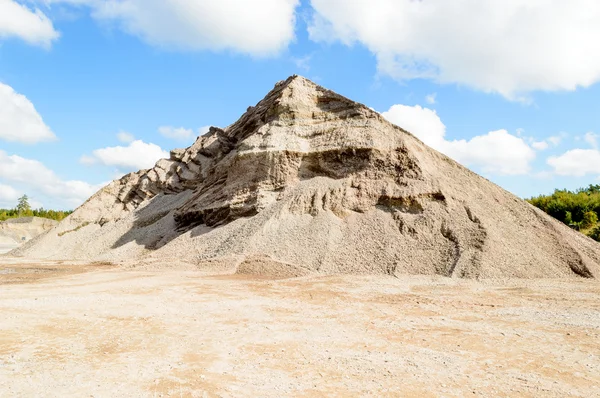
[12,76,600,278]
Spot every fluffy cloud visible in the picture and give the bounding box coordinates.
[383,105,446,149]
[117,131,135,143]
[382,104,536,175]
[425,93,436,105]
[158,126,194,141]
[528,134,565,151]
[42,0,299,55]
[0,82,57,144]
[0,150,102,208]
[449,130,537,176]
[547,135,564,147]
[0,0,59,47]
[79,155,96,166]
[309,0,600,99]
[584,132,599,149]
[0,183,20,207]
[158,125,209,141]
[531,141,550,151]
[548,149,600,177]
[292,55,312,72]
[82,140,168,171]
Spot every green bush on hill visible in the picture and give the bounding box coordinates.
[0,195,72,222]
[590,226,600,242]
[527,184,600,242]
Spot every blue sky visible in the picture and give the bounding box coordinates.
[1,0,600,209]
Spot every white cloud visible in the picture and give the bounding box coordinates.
[0,82,57,144]
[0,150,102,208]
[382,105,446,149]
[0,0,59,48]
[531,141,550,151]
[584,132,599,149]
[159,126,209,141]
[42,0,299,55]
[382,104,535,175]
[158,126,194,141]
[292,55,312,71]
[548,149,600,177]
[309,0,600,99]
[529,134,565,151]
[425,93,436,105]
[449,130,537,176]
[547,135,564,147]
[117,131,135,143]
[79,155,96,166]
[0,183,20,207]
[84,140,168,171]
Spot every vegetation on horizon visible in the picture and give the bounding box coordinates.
[527,184,600,242]
[0,195,72,222]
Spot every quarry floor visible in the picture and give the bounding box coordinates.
[0,258,599,397]
[0,244,17,255]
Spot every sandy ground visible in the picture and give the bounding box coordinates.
[0,244,17,255]
[1,257,599,397]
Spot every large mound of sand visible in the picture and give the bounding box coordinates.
[12,76,600,278]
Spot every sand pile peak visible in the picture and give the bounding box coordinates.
[11,76,600,279]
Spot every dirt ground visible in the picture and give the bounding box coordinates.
[1,257,599,397]
[0,244,17,256]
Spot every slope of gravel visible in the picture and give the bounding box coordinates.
[11,76,600,279]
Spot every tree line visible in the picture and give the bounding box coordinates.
[0,195,72,222]
[527,184,600,242]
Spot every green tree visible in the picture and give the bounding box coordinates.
[564,211,573,225]
[527,185,600,241]
[0,206,71,222]
[16,195,31,216]
[581,211,598,229]
[590,226,600,242]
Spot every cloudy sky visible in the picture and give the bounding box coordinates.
[1,0,600,209]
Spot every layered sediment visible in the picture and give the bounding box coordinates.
[12,76,600,279]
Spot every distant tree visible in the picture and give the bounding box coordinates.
[528,185,600,241]
[0,205,71,222]
[581,211,599,229]
[585,184,600,195]
[16,195,31,216]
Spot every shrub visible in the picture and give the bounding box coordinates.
[564,211,573,225]
[589,226,600,242]
[581,211,599,230]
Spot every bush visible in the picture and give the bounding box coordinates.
[589,226,600,242]
[564,211,573,225]
[527,185,600,227]
[581,211,599,229]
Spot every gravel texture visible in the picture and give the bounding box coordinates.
[1,258,599,397]
[10,76,600,279]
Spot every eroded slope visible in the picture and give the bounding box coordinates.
[12,76,600,279]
